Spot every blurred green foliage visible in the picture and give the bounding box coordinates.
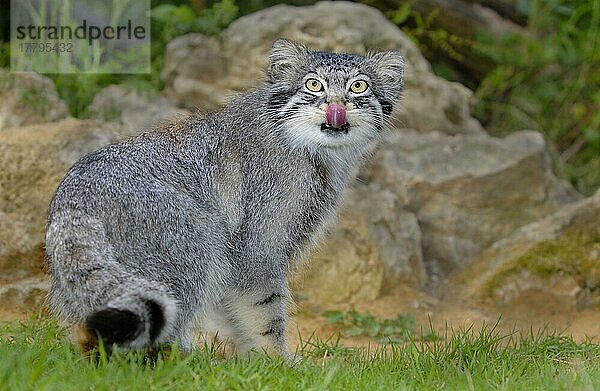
[51,73,120,118]
[323,308,440,343]
[0,42,9,70]
[19,86,51,115]
[42,0,240,119]
[474,0,600,194]
[324,308,416,343]
[389,4,471,65]
[151,0,238,38]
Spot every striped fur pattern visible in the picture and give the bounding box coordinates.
[45,39,404,359]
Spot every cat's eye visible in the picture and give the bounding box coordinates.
[350,80,369,94]
[305,78,324,92]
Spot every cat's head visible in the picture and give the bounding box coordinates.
[266,39,404,151]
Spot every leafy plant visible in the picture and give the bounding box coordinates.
[0,42,9,69]
[388,3,471,64]
[41,0,239,118]
[151,0,239,41]
[51,73,120,118]
[323,308,427,344]
[474,0,600,194]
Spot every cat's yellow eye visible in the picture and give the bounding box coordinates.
[350,80,368,94]
[305,78,323,92]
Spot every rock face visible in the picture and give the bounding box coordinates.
[0,277,49,313]
[0,70,69,131]
[455,189,600,310]
[367,130,576,279]
[162,1,484,135]
[292,185,425,306]
[0,118,136,312]
[0,121,575,311]
[88,85,189,131]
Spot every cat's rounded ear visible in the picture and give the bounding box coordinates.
[369,50,405,91]
[268,39,308,82]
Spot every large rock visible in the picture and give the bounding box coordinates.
[88,85,189,131]
[292,203,385,308]
[0,3,581,314]
[345,185,425,291]
[292,183,425,308]
[162,1,484,135]
[454,189,600,309]
[365,129,577,279]
[0,118,136,312]
[0,69,69,131]
[0,277,49,313]
[0,125,579,312]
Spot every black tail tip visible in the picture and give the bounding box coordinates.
[86,299,165,348]
[145,299,165,342]
[86,308,143,346]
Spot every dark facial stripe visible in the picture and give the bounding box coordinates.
[354,96,373,106]
[369,87,394,117]
[380,100,393,116]
[255,292,283,306]
[268,89,296,110]
[282,100,320,117]
[298,90,322,101]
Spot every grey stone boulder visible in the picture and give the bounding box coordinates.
[88,85,189,131]
[342,183,425,291]
[292,183,425,308]
[161,34,229,112]
[0,69,69,131]
[366,129,578,279]
[162,1,484,135]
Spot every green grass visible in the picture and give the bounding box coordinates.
[2,316,600,390]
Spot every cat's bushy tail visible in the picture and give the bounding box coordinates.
[45,213,177,350]
[84,279,177,350]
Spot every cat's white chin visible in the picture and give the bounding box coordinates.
[300,127,375,150]
[282,116,376,151]
[317,129,375,149]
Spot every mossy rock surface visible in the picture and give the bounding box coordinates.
[455,190,600,309]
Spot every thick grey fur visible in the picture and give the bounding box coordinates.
[45,39,404,358]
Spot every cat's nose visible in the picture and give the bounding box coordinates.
[326,103,347,129]
[328,96,347,105]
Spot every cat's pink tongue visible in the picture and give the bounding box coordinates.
[326,103,347,128]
